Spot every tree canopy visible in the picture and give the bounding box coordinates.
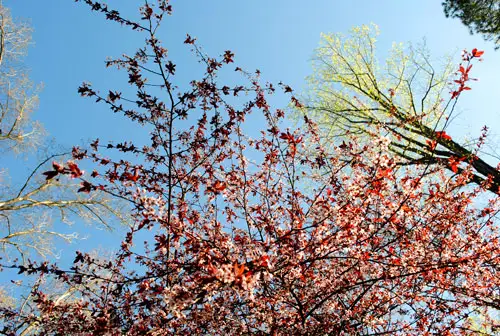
[1,2,499,335]
[0,3,128,263]
[442,0,500,49]
[301,24,500,195]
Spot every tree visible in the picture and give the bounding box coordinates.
[463,311,500,335]
[300,24,500,195]
[442,0,500,49]
[0,3,128,262]
[0,1,43,153]
[0,154,128,262]
[1,2,499,335]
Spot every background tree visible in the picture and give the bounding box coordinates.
[442,0,500,49]
[0,154,128,262]
[0,3,128,262]
[0,1,43,153]
[463,310,500,334]
[2,2,499,334]
[300,24,500,194]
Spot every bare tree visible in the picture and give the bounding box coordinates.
[0,154,129,262]
[0,3,129,263]
[0,2,43,154]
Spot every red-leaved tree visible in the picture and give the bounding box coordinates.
[1,1,499,335]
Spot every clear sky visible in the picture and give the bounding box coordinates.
[3,1,499,268]
[6,1,500,146]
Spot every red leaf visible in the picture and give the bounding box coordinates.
[131,168,140,182]
[339,141,349,150]
[377,168,392,178]
[223,50,234,64]
[122,168,140,182]
[207,180,226,194]
[472,48,484,57]
[43,170,58,181]
[184,34,196,44]
[279,132,292,141]
[233,262,245,278]
[449,157,460,173]
[52,161,65,173]
[90,139,100,150]
[137,218,150,231]
[78,181,93,193]
[435,131,452,141]
[67,161,84,178]
[426,139,437,151]
[213,181,226,191]
[165,61,176,75]
[291,96,303,108]
[259,255,270,268]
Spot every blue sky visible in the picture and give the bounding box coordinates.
[4,1,499,268]
[6,1,499,149]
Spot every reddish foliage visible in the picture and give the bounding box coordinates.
[471,48,484,58]
[3,2,500,335]
[435,131,452,141]
[426,139,437,151]
[450,48,483,99]
[43,160,84,181]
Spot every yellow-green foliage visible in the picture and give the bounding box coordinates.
[302,24,456,157]
[463,309,499,335]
